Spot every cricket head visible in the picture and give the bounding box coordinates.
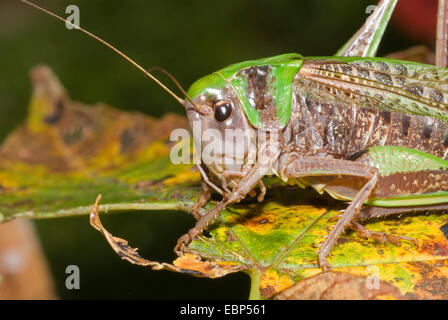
[184,73,257,190]
[19,1,305,194]
[184,53,304,191]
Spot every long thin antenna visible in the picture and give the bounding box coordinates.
[148,66,209,115]
[21,0,185,106]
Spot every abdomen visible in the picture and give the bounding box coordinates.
[302,99,448,160]
[293,56,448,159]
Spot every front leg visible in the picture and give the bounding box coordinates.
[281,156,378,271]
[175,148,277,254]
[175,199,230,254]
[191,180,211,220]
[220,170,245,194]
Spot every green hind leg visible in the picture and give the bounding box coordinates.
[336,0,397,57]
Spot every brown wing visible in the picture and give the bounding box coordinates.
[297,57,448,120]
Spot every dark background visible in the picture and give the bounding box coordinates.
[0,0,427,299]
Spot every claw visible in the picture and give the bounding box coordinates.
[174,233,191,255]
[175,227,203,255]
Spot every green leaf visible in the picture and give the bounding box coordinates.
[2,65,448,300]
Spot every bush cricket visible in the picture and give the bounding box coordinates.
[21,0,448,271]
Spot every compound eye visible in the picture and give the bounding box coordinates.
[214,100,233,122]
